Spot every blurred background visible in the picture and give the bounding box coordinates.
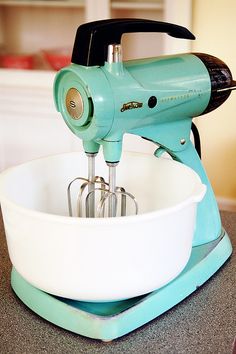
[0,0,235,211]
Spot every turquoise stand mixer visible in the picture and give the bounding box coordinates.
[10,19,234,340]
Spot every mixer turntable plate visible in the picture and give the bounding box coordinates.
[11,230,231,341]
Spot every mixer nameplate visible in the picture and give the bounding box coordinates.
[120,101,143,112]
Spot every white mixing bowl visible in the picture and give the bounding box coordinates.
[0,151,206,302]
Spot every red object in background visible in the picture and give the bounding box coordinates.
[43,48,71,71]
[1,54,34,69]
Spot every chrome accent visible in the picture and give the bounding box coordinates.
[107,44,122,64]
[67,156,138,218]
[66,88,84,120]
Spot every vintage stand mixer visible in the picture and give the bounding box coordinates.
[1,19,234,341]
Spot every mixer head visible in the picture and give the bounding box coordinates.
[54,19,236,161]
[54,18,235,218]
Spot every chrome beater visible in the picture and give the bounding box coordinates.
[67,153,138,218]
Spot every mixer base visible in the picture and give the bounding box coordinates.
[11,230,232,341]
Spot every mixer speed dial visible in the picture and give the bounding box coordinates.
[66,88,84,120]
[194,53,236,114]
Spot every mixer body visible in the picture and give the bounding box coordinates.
[54,19,235,245]
[55,49,233,245]
[55,53,212,161]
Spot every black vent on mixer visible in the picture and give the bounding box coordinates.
[194,53,233,114]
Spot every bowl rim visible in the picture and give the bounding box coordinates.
[0,151,206,225]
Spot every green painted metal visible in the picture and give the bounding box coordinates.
[54,54,220,245]
[54,53,211,162]
[54,64,115,144]
[171,142,221,246]
[153,142,221,246]
[11,230,232,341]
[49,51,233,339]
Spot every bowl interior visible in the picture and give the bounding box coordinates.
[0,151,201,217]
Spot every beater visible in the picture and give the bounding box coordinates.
[67,153,138,218]
[4,19,234,341]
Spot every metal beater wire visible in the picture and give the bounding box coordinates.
[67,158,138,218]
[67,177,88,217]
[96,189,138,218]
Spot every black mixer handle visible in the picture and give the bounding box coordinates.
[71,18,195,67]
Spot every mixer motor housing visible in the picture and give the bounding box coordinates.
[54,19,235,246]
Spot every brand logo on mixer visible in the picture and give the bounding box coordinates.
[120,101,143,112]
[70,100,76,109]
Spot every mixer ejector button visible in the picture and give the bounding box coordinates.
[66,88,84,120]
[148,96,157,108]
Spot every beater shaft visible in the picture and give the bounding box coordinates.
[87,153,96,217]
[107,162,118,217]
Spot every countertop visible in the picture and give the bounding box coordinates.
[0,211,235,354]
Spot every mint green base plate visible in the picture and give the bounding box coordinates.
[11,230,232,341]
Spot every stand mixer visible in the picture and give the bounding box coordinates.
[1,19,234,341]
